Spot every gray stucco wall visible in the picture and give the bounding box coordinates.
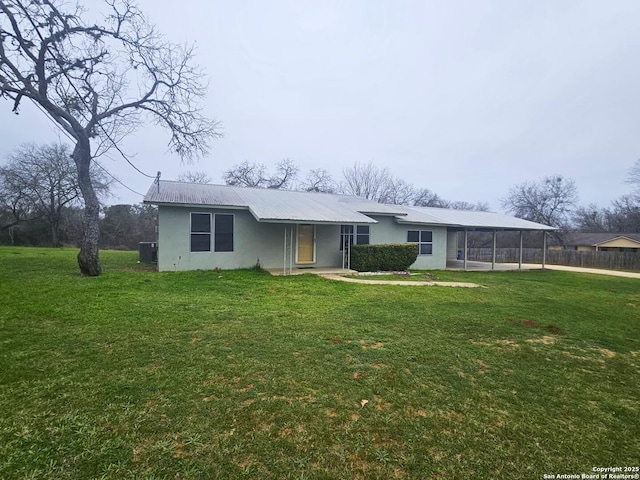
[368,216,448,270]
[157,206,344,271]
[157,206,449,271]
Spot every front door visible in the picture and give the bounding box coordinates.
[296,224,316,264]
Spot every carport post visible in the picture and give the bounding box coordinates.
[518,231,523,270]
[542,231,547,269]
[491,230,497,271]
[463,229,468,271]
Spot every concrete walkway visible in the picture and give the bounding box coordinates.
[521,263,640,279]
[453,260,640,279]
[320,274,482,288]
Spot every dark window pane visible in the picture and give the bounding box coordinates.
[420,243,432,255]
[215,214,233,233]
[356,235,369,245]
[407,230,419,243]
[214,214,234,252]
[191,213,211,233]
[420,231,433,243]
[191,233,210,252]
[215,234,233,252]
[356,225,369,245]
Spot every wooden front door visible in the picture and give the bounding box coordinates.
[296,224,315,264]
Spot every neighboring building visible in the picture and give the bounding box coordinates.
[557,233,640,253]
[143,181,554,272]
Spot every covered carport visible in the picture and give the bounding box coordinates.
[394,206,556,271]
[447,227,554,271]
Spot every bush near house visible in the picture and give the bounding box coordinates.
[351,243,418,271]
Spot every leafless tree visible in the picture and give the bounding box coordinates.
[607,195,640,233]
[412,188,445,207]
[0,168,35,231]
[300,168,336,193]
[223,161,267,187]
[442,200,490,211]
[267,158,299,189]
[223,159,299,189]
[573,204,609,232]
[0,0,219,274]
[177,170,212,184]
[378,177,415,205]
[0,143,110,246]
[627,159,640,199]
[501,175,578,244]
[340,162,394,202]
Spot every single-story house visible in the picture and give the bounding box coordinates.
[554,233,640,253]
[143,181,555,272]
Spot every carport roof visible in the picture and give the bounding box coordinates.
[393,205,556,231]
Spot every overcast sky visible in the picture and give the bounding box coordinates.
[2,0,640,211]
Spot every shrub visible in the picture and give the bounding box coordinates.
[350,243,419,272]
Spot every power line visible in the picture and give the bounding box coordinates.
[22,8,158,181]
[28,99,146,198]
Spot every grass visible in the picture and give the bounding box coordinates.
[1,247,639,479]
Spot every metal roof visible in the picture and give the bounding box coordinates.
[144,181,406,224]
[393,205,557,231]
[144,181,555,230]
[563,233,640,246]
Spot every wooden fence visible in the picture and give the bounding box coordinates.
[467,248,640,271]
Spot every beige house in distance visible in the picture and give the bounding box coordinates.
[558,233,640,253]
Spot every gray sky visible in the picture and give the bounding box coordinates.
[2,0,640,211]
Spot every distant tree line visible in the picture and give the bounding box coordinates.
[0,202,157,250]
[0,143,156,249]
[221,159,490,211]
[3,142,640,251]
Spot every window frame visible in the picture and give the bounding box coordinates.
[190,212,211,252]
[356,225,370,245]
[407,229,433,255]
[214,213,234,253]
[340,224,370,250]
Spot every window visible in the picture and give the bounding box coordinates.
[214,214,234,252]
[340,225,353,251]
[340,225,370,250]
[191,213,211,252]
[190,213,234,252]
[356,225,370,245]
[408,230,433,255]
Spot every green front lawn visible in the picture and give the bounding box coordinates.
[1,247,638,479]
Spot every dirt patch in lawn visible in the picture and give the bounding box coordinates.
[507,318,565,335]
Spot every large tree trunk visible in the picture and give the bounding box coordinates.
[73,140,101,276]
[50,221,60,248]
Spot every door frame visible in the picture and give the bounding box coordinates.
[296,224,316,264]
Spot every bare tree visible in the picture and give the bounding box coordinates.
[573,204,609,232]
[627,159,640,199]
[0,143,110,246]
[223,159,299,189]
[268,158,299,189]
[412,188,445,207]
[0,0,219,274]
[0,168,36,231]
[607,195,640,233]
[501,175,578,243]
[223,161,266,187]
[378,177,415,205]
[301,168,336,193]
[177,170,212,184]
[440,200,490,211]
[340,162,394,202]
